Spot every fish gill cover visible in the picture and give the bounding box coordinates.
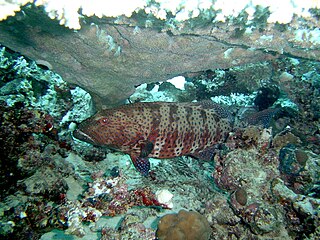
[0,1,319,239]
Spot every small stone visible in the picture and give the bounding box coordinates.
[235,188,248,206]
[295,149,308,166]
[19,211,27,219]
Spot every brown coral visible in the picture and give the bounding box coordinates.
[156,210,211,240]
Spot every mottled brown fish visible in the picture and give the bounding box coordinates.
[73,101,234,175]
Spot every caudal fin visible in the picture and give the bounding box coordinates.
[236,107,282,128]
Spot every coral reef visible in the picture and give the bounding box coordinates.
[0,103,62,198]
[0,12,320,240]
[100,213,156,239]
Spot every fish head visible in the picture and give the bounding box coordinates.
[73,109,137,149]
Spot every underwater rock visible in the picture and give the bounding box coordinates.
[205,194,241,227]
[273,131,302,149]
[64,202,99,237]
[213,137,298,237]
[0,46,73,120]
[279,144,305,176]
[234,188,248,206]
[271,178,320,238]
[0,102,62,198]
[0,3,319,106]
[194,62,274,102]
[181,64,270,102]
[245,204,279,234]
[230,189,280,235]
[0,78,25,95]
[278,145,319,195]
[99,211,155,240]
[21,166,69,201]
[117,212,155,239]
[214,146,278,192]
[274,58,320,153]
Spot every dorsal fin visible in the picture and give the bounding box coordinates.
[190,100,234,123]
[140,140,154,158]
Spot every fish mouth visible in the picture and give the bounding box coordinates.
[73,129,96,144]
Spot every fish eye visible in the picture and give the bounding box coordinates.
[99,118,109,125]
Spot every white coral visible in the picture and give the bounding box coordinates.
[0,0,320,29]
[0,0,32,21]
[156,189,173,208]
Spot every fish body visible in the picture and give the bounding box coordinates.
[73,101,234,175]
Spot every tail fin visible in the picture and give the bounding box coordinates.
[236,107,282,128]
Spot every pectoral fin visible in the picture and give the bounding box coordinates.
[139,140,154,158]
[131,155,150,176]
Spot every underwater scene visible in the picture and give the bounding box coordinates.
[0,1,319,239]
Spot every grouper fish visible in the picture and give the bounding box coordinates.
[73,101,274,176]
